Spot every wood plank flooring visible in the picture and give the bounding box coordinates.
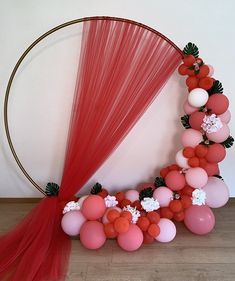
[0,200,234,281]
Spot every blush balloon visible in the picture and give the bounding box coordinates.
[185,167,208,188]
[165,170,186,191]
[181,129,203,148]
[125,190,139,202]
[206,123,230,143]
[80,221,106,249]
[205,143,226,163]
[153,187,173,207]
[189,111,206,130]
[117,224,143,251]
[207,64,214,77]
[206,94,229,115]
[183,100,198,114]
[61,210,86,236]
[77,195,88,208]
[218,110,231,124]
[202,177,229,208]
[81,195,106,220]
[155,218,176,242]
[184,205,215,235]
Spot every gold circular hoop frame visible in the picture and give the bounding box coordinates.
[4,16,183,196]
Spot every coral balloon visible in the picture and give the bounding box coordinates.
[153,187,173,207]
[181,129,203,147]
[165,170,186,191]
[185,167,208,188]
[189,111,206,130]
[206,123,230,143]
[218,110,231,124]
[155,218,176,242]
[80,221,106,249]
[188,88,209,107]
[206,94,229,115]
[103,223,118,238]
[202,177,229,208]
[184,205,215,235]
[61,210,86,236]
[183,100,198,114]
[205,143,226,163]
[102,207,121,224]
[117,224,143,251]
[175,149,190,169]
[81,195,106,220]
[125,189,139,202]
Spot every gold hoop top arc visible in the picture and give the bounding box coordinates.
[4,16,184,196]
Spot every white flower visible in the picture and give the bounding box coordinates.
[123,205,141,224]
[104,195,118,208]
[201,114,223,134]
[140,197,160,212]
[192,189,206,206]
[63,201,80,214]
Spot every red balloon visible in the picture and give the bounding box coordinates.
[165,170,186,191]
[202,162,219,176]
[81,195,106,220]
[184,205,215,235]
[80,221,106,249]
[189,111,206,130]
[206,94,229,115]
[205,143,226,163]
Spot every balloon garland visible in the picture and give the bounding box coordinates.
[59,42,233,251]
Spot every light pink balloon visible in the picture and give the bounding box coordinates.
[207,64,214,77]
[153,187,173,207]
[202,177,229,208]
[155,218,176,242]
[183,100,198,114]
[61,210,86,236]
[206,123,230,143]
[102,207,122,224]
[184,205,215,235]
[117,224,143,251]
[80,221,106,250]
[125,189,139,202]
[218,110,231,124]
[175,149,190,169]
[185,167,208,188]
[77,195,88,208]
[181,129,203,148]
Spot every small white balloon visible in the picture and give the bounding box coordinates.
[188,88,209,107]
[175,149,190,169]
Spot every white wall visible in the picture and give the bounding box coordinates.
[0,0,234,197]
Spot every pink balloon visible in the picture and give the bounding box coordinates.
[185,167,208,188]
[81,195,106,220]
[80,221,106,249]
[155,218,176,242]
[218,110,231,124]
[206,123,230,143]
[77,195,88,208]
[175,149,190,169]
[102,207,122,224]
[202,177,229,208]
[181,129,203,148]
[125,189,139,202]
[61,210,86,236]
[117,224,143,251]
[153,187,173,207]
[183,100,198,114]
[184,205,215,235]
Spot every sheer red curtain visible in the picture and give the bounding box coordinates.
[0,18,182,281]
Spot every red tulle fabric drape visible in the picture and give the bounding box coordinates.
[0,19,182,281]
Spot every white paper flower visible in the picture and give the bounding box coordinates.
[140,197,160,212]
[123,205,141,224]
[104,195,118,208]
[63,201,80,214]
[201,114,223,133]
[192,189,206,206]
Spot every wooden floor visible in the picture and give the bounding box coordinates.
[0,200,235,281]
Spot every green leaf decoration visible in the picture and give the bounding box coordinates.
[207,80,223,95]
[45,182,60,196]
[139,187,154,201]
[214,175,224,181]
[221,136,234,148]
[91,182,102,194]
[181,115,191,129]
[154,177,166,188]
[183,42,199,58]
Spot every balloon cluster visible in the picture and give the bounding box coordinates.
[61,43,232,251]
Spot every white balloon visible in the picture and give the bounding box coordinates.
[188,88,209,107]
[175,149,190,169]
